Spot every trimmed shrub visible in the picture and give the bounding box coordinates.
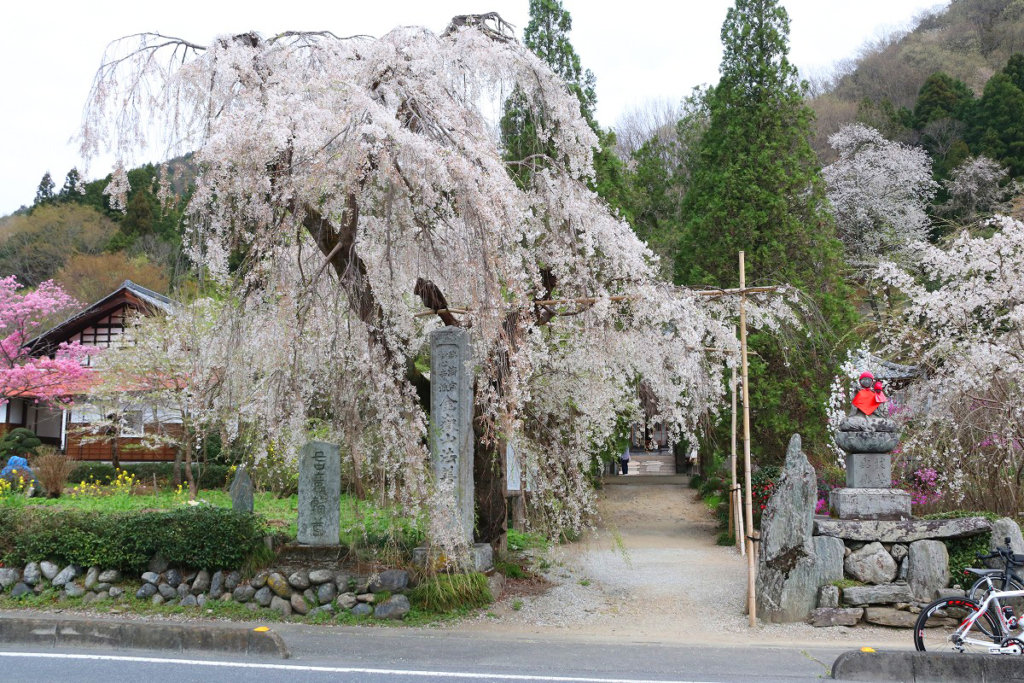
[0,506,269,571]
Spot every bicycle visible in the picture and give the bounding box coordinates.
[914,540,1024,654]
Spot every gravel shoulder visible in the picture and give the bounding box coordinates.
[457,482,911,649]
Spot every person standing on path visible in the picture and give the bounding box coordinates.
[619,445,631,475]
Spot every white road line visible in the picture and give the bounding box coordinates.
[0,652,720,683]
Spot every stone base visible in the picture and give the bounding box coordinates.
[830,488,911,521]
[275,544,346,564]
[413,543,493,573]
[846,453,892,488]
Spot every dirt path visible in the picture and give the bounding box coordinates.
[457,482,909,648]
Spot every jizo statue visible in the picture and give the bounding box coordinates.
[851,371,888,417]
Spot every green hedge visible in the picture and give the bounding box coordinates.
[0,506,268,571]
[68,463,233,490]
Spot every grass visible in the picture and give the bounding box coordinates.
[409,572,492,613]
[831,579,864,590]
[506,528,549,552]
[716,531,735,546]
[578,578,591,587]
[512,599,523,611]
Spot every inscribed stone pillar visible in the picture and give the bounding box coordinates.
[229,466,254,514]
[297,441,341,546]
[430,327,475,546]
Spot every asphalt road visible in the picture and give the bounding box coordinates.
[0,625,852,683]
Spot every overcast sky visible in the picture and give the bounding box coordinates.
[0,0,947,215]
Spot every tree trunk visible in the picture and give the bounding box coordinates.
[173,448,182,486]
[182,444,197,500]
[473,403,507,549]
[111,437,120,472]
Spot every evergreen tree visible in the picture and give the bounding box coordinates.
[34,172,55,206]
[1004,53,1024,93]
[913,72,974,127]
[676,0,854,460]
[971,72,1024,176]
[58,167,82,201]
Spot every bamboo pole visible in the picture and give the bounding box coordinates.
[730,344,744,556]
[739,251,756,628]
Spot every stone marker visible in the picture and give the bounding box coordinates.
[297,441,341,546]
[428,327,475,546]
[229,466,255,514]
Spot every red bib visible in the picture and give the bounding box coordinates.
[853,388,881,416]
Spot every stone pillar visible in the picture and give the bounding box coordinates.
[297,441,341,546]
[229,466,254,514]
[429,327,475,546]
[832,415,910,521]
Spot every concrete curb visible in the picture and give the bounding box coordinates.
[832,649,1022,681]
[0,614,289,658]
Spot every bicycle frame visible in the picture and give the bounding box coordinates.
[953,587,1024,651]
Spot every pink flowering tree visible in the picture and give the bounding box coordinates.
[0,277,92,406]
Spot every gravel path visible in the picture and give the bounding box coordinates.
[460,482,910,648]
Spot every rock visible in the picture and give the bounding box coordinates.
[288,570,311,590]
[864,606,918,628]
[808,607,863,627]
[268,572,292,598]
[229,466,255,513]
[290,593,310,615]
[251,572,269,589]
[270,595,292,616]
[40,561,59,581]
[136,583,158,599]
[98,569,121,584]
[308,604,335,618]
[907,540,950,603]
[756,435,843,623]
[177,583,190,599]
[52,565,77,587]
[842,583,914,606]
[109,586,124,599]
[818,585,840,609]
[0,567,21,589]
[141,571,161,585]
[845,542,898,585]
[180,594,198,607]
[221,593,233,602]
[182,571,197,584]
[303,588,318,606]
[357,593,376,603]
[84,566,100,590]
[163,568,182,588]
[254,586,274,607]
[64,582,85,598]
[245,602,259,612]
[308,569,334,585]
[488,573,506,602]
[890,544,908,563]
[369,569,409,593]
[96,583,111,592]
[197,593,207,607]
[335,573,351,592]
[352,577,370,594]
[936,588,966,599]
[23,562,41,586]
[373,594,411,620]
[148,554,169,574]
[152,594,165,606]
[814,517,992,543]
[336,592,358,610]
[165,599,178,607]
[224,571,241,592]
[209,570,224,599]
[9,582,32,599]
[234,585,256,603]
[898,557,909,582]
[317,582,337,605]
[158,583,177,600]
[192,570,211,595]
[94,590,109,601]
[988,518,1024,569]
[351,603,373,617]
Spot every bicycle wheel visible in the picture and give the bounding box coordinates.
[968,574,1024,620]
[914,597,1001,653]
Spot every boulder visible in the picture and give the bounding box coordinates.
[373,594,411,620]
[98,569,121,584]
[0,567,21,590]
[109,586,124,599]
[268,572,292,598]
[369,569,409,593]
[229,466,255,513]
[336,592,358,610]
[23,562,41,586]
[209,570,224,599]
[158,583,177,600]
[152,594,165,606]
[814,517,992,543]
[9,582,33,599]
[988,518,1024,569]
[221,593,233,602]
[234,585,256,603]
[192,570,211,595]
[52,565,77,587]
[308,569,334,585]
[96,583,111,592]
[84,566,100,590]
[808,607,863,627]
[176,583,189,599]
[94,590,110,601]
[890,544,908,563]
[288,570,311,590]
[756,435,844,623]
[140,571,161,585]
[254,586,274,607]
[844,542,898,585]
[818,585,840,609]
[842,583,913,606]
[251,572,269,589]
[148,554,170,574]
[907,540,950,602]
[224,571,241,593]
[290,593,310,615]
[357,593,376,603]
[270,595,292,616]
[334,572,351,592]
[40,561,59,581]
[303,588,318,606]
[136,583,158,599]
[308,604,335,618]
[351,603,373,617]
[197,594,207,607]
[64,582,85,598]
[163,568,182,588]
[180,594,198,607]
[864,606,918,628]
[317,582,337,605]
